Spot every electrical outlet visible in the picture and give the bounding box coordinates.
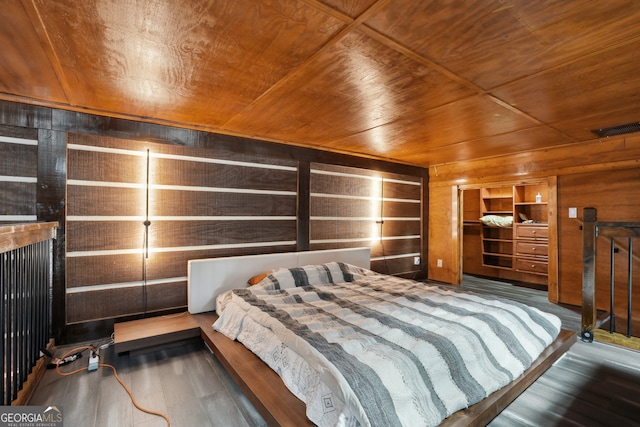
[413,256,420,265]
[568,207,577,218]
[437,259,443,268]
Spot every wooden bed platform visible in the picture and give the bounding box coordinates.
[192,312,576,427]
[183,249,577,426]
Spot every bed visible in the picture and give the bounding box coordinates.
[188,248,575,427]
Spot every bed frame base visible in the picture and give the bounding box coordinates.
[193,312,314,427]
[193,312,576,427]
[443,329,576,426]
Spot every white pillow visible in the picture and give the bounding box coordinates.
[479,215,513,227]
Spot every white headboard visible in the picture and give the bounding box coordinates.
[187,247,371,314]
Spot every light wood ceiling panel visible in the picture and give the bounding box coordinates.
[364,0,640,90]
[0,1,67,102]
[552,107,640,142]
[31,0,346,125]
[226,29,475,144]
[400,126,574,166]
[1,0,639,166]
[491,37,640,136]
[322,95,538,160]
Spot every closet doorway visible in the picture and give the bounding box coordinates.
[459,177,559,301]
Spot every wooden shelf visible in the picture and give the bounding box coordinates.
[482,255,513,269]
[514,202,548,205]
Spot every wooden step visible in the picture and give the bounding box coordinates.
[114,312,200,354]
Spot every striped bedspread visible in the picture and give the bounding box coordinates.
[214,263,561,427]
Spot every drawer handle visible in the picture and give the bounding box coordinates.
[531,264,536,268]
[532,247,536,251]
[532,230,537,234]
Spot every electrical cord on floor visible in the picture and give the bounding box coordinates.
[54,345,170,427]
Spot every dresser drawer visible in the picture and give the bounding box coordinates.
[516,225,548,239]
[516,258,548,275]
[516,241,548,257]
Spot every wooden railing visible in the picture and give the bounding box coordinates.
[581,208,640,342]
[1,222,57,405]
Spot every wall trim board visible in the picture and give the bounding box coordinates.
[68,142,299,172]
[66,276,187,294]
[0,215,38,221]
[0,135,38,145]
[310,168,422,185]
[0,100,52,129]
[36,129,67,343]
[0,176,37,183]
[297,161,311,251]
[66,241,299,258]
[456,177,550,191]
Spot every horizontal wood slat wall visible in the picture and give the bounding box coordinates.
[0,128,39,222]
[66,133,298,323]
[309,163,422,275]
[0,100,428,342]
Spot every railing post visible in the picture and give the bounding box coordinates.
[627,237,633,338]
[609,237,615,334]
[581,207,597,342]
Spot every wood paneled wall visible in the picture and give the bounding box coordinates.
[0,126,38,223]
[309,164,423,275]
[0,100,427,342]
[427,184,458,284]
[65,133,299,323]
[428,133,640,317]
[557,168,640,319]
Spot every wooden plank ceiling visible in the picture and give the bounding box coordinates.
[2,0,640,166]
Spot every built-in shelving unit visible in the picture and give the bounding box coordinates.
[479,184,548,276]
[480,187,514,269]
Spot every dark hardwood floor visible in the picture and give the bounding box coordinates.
[30,339,267,427]
[29,276,640,427]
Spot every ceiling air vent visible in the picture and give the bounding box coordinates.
[591,121,640,138]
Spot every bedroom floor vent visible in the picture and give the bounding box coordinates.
[592,121,640,138]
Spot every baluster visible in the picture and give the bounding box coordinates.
[1,252,5,405]
[610,237,615,334]
[628,238,633,338]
